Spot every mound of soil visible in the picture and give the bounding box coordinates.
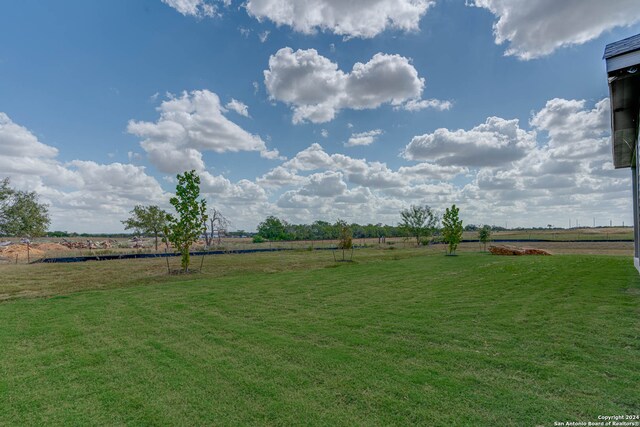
[489,245,551,256]
[33,243,71,252]
[0,244,45,261]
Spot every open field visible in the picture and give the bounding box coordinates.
[0,227,634,264]
[1,248,639,425]
[0,242,634,300]
[476,227,634,241]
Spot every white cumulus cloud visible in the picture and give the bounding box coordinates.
[0,113,58,159]
[470,0,640,60]
[401,98,452,112]
[346,129,383,147]
[246,0,434,39]
[0,112,170,232]
[161,0,217,17]
[264,48,429,123]
[127,90,279,173]
[404,117,537,167]
[225,98,250,117]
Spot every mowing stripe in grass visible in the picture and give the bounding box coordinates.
[1,252,639,425]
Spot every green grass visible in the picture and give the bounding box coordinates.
[1,251,639,426]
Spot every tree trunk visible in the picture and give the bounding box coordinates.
[204,226,211,247]
[154,233,159,252]
[181,246,190,272]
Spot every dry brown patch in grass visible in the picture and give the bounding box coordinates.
[0,247,439,301]
[0,243,632,302]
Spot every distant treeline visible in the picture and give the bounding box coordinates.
[465,224,507,232]
[43,231,252,238]
[45,231,136,238]
[265,221,408,241]
[255,217,511,242]
[41,224,631,240]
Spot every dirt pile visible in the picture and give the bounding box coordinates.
[33,243,71,252]
[0,244,45,261]
[489,245,551,256]
[521,248,552,255]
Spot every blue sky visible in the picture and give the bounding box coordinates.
[1,0,640,232]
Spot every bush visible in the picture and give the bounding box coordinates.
[252,235,265,243]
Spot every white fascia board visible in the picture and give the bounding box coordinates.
[607,50,640,73]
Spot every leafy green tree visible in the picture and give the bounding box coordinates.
[336,220,353,261]
[442,204,464,255]
[0,178,11,201]
[164,171,208,272]
[257,215,289,241]
[0,178,50,237]
[0,178,13,229]
[122,205,169,251]
[310,220,333,240]
[478,225,492,251]
[399,204,438,245]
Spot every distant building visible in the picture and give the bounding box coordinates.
[604,33,640,271]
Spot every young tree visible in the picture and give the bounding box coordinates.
[442,204,464,255]
[478,225,492,251]
[164,171,208,272]
[336,220,353,261]
[122,205,169,251]
[399,204,438,245]
[0,178,50,237]
[204,208,230,247]
[257,215,289,241]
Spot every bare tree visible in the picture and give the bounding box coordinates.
[204,208,230,247]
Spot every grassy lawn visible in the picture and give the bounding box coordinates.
[1,250,639,426]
